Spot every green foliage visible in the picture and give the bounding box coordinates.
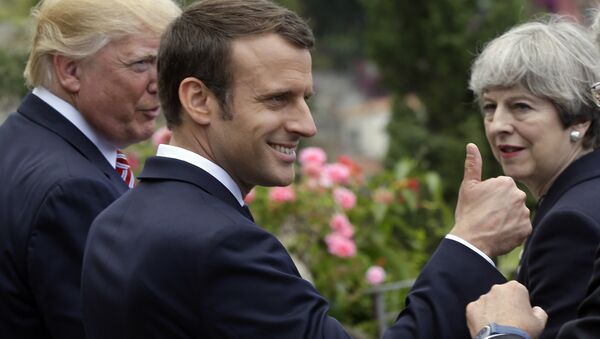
[246,149,453,336]
[0,49,28,98]
[0,0,38,18]
[302,0,365,70]
[363,0,538,201]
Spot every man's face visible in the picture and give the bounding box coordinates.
[74,34,161,148]
[207,33,317,195]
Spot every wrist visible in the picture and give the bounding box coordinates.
[475,323,531,339]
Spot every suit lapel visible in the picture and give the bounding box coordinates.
[518,149,600,281]
[17,93,127,191]
[138,156,250,220]
[532,149,600,225]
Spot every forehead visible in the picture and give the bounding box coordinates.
[100,34,160,60]
[482,84,535,100]
[229,33,313,94]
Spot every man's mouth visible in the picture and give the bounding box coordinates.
[269,143,297,155]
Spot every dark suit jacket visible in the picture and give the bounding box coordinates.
[556,243,600,338]
[0,93,128,338]
[82,156,505,339]
[517,149,600,339]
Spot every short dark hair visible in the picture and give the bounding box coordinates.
[158,0,314,127]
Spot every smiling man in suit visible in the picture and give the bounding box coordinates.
[81,0,532,338]
[0,1,180,338]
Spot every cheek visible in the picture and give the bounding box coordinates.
[483,125,494,144]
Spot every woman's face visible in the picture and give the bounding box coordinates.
[482,85,587,197]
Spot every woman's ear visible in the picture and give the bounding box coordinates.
[576,120,591,136]
[178,77,213,126]
[53,55,81,93]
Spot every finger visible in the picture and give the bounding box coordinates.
[532,306,548,325]
[463,143,482,183]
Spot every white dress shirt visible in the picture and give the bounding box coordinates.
[32,87,117,168]
[156,144,245,206]
[445,234,495,267]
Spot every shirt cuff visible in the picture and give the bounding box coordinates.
[445,234,495,267]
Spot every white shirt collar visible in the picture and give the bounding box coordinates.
[156,144,245,206]
[32,87,117,168]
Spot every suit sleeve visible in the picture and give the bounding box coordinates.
[524,210,600,339]
[557,244,600,339]
[28,178,119,339]
[384,239,506,339]
[200,224,352,339]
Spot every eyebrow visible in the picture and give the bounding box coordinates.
[482,94,536,102]
[255,88,315,101]
[118,53,157,65]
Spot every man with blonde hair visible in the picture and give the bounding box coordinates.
[0,0,180,338]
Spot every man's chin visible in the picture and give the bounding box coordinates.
[117,131,154,148]
[264,173,295,188]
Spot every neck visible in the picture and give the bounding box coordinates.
[169,126,253,197]
[528,147,592,200]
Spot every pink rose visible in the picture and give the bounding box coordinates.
[329,213,354,238]
[301,161,323,179]
[268,186,296,203]
[152,126,172,146]
[373,188,393,205]
[366,266,386,285]
[299,147,327,166]
[244,188,256,204]
[322,163,351,185]
[325,233,357,258]
[333,187,356,210]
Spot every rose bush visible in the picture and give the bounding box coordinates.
[246,147,453,336]
[129,134,453,338]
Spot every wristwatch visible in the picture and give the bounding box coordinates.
[475,323,531,339]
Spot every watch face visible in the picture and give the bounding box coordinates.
[476,325,492,338]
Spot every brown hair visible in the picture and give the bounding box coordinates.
[158,0,314,127]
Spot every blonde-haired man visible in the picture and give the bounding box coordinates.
[0,0,180,338]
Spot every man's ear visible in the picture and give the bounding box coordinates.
[179,77,213,126]
[52,55,81,93]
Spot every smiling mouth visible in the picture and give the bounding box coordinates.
[269,143,297,155]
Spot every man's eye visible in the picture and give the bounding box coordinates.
[271,95,286,102]
[130,60,153,72]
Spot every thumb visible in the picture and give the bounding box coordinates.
[532,306,548,325]
[463,143,482,183]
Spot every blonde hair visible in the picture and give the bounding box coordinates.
[24,0,181,88]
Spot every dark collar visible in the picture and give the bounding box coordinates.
[17,93,126,187]
[138,156,249,218]
[533,149,600,224]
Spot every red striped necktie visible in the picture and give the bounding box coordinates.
[116,150,135,188]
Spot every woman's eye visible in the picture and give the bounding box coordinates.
[481,103,495,115]
[513,102,532,111]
